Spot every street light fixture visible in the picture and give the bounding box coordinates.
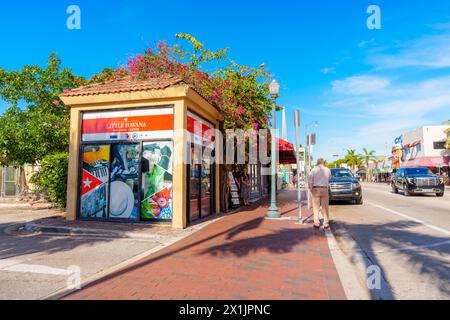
[267,80,281,219]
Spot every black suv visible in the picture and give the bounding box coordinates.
[329,168,363,204]
[391,167,445,197]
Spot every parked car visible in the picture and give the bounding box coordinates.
[391,167,445,197]
[329,168,363,204]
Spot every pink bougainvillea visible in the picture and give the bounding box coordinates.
[89,33,273,131]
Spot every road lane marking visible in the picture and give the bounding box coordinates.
[0,259,71,276]
[366,201,450,236]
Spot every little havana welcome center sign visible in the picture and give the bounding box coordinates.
[82,107,174,142]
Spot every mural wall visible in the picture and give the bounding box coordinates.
[80,145,110,219]
[109,144,141,220]
[141,141,174,220]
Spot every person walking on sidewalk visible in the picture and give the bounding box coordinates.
[308,158,332,230]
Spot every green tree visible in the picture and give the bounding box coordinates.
[89,33,273,131]
[344,149,363,171]
[0,53,84,195]
[362,148,378,181]
[0,53,84,165]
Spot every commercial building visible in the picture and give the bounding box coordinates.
[392,124,450,172]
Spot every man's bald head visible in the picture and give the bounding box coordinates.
[317,158,325,165]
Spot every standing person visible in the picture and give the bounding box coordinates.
[240,167,251,206]
[233,166,242,205]
[308,158,332,230]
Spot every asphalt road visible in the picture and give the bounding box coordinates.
[330,183,450,300]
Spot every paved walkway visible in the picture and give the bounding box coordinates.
[64,190,346,300]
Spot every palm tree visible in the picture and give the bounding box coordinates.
[362,148,378,181]
[344,149,362,171]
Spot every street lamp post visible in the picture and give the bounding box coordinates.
[267,80,281,219]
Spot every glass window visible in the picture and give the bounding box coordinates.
[80,145,111,219]
[434,141,445,150]
[201,152,212,218]
[330,169,354,178]
[189,144,201,222]
[109,144,141,221]
[141,141,173,221]
[405,168,433,175]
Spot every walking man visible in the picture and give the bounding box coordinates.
[308,158,332,229]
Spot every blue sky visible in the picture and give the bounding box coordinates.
[1,0,450,160]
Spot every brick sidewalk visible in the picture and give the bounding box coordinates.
[64,190,346,300]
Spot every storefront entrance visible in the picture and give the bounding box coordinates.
[187,144,214,223]
[186,111,215,224]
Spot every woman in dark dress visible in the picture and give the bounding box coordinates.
[240,167,251,206]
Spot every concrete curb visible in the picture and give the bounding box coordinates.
[24,223,155,240]
[326,223,370,300]
[330,221,395,300]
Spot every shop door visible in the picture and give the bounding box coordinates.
[141,141,174,221]
[80,145,111,219]
[109,143,141,221]
[188,144,201,222]
[187,144,214,223]
[200,153,212,218]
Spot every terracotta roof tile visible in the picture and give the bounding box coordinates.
[61,76,184,97]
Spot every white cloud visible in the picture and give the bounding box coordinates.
[322,75,450,160]
[332,75,390,95]
[321,67,336,75]
[358,38,376,48]
[369,33,450,69]
[318,28,450,160]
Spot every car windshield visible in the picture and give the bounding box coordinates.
[331,169,353,178]
[404,168,433,175]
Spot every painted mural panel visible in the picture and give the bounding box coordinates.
[109,144,141,220]
[141,141,173,220]
[80,145,110,219]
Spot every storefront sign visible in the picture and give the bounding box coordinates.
[187,111,215,146]
[82,107,174,142]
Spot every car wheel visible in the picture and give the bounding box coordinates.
[391,183,398,194]
[355,198,363,205]
[404,188,411,196]
[436,192,444,197]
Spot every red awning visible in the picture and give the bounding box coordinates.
[277,138,297,165]
[402,156,450,168]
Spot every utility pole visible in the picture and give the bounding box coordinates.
[294,110,302,223]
